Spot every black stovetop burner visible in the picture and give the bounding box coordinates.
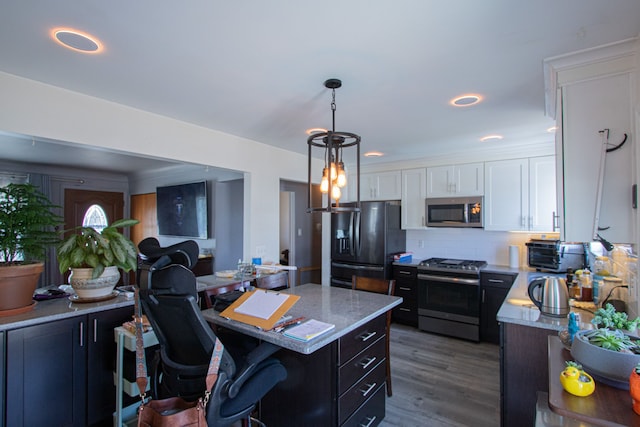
[418,257,487,272]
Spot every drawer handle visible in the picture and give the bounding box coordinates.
[488,279,505,283]
[359,416,377,427]
[358,356,377,370]
[399,286,411,291]
[359,382,377,397]
[358,331,377,342]
[399,307,411,312]
[398,271,411,275]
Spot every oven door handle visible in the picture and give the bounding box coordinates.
[417,273,480,286]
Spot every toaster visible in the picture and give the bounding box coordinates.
[526,239,587,273]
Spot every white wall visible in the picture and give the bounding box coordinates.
[0,71,324,265]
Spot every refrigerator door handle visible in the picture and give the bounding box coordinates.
[331,262,385,272]
[354,211,361,257]
[348,211,355,257]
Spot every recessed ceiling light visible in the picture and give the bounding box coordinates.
[450,94,483,107]
[364,151,384,157]
[480,134,504,142]
[306,128,326,135]
[547,126,558,133]
[51,28,103,53]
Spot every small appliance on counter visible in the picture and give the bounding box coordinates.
[525,239,587,273]
[528,276,570,317]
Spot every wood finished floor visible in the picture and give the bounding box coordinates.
[379,323,501,427]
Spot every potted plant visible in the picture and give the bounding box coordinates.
[57,218,139,299]
[0,183,63,313]
[592,303,640,332]
[571,328,640,389]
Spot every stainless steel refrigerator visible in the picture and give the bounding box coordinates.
[330,201,406,288]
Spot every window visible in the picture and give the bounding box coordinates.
[82,204,108,233]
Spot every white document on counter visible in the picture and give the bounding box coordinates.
[283,319,335,341]
[233,290,290,320]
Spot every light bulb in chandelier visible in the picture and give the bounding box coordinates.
[337,162,347,187]
[331,184,341,200]
[329,162,337,181]
[320,168,329,193]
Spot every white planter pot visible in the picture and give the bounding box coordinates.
[69,266,120,299]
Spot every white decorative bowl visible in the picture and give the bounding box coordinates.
[69,266,120,299]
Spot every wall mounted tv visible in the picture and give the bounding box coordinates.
[156,181,209,239]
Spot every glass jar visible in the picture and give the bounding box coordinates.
[593,256,611,276]
[580,269,592,301]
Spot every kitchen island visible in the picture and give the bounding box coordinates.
[203,283,402,427]
[496,269,595,427]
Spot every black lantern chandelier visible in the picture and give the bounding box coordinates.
[307,79,361,213]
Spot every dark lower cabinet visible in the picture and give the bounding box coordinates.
[0,331,4,427]
[392,264,418,326]
[480,272,516,344]
[5,306,132,427]
[260,315,386,427]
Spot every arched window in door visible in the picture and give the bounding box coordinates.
[82,204,109,233]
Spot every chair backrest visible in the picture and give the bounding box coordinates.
[351,275,395,296]
[255,271,289,291]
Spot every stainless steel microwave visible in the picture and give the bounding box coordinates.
[425,196,483,228]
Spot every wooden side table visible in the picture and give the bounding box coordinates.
[547,336,640,426]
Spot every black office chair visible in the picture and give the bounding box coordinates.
[138,240,287,427]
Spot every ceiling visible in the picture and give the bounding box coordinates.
[1,1,639,173]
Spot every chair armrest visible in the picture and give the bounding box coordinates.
[227,342,281,398]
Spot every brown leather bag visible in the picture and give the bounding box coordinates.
[134,288,223,427]
[137,396,207,427]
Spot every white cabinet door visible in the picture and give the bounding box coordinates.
[427,163,484,197]
[426,165,452,198]
[457,163,484,196]
[401,168,427,229]
[561,73,633,243]
[485,157,557,232]
[484,159,528,231]
[529,156,557,232]
[349,171,401,201]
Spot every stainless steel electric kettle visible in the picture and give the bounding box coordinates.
[527,276,570,317]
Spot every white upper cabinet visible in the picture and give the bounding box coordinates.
[346,170,402,201]
[544,38,636,244]
[426,163,484,197]
[401,168,427,229]
[484,156,556,232]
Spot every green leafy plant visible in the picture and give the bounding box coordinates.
[582,328,639,353]
[57,218,139,279]
[635,362,640,375]
[592,303,640,331]
[0,183,62,264]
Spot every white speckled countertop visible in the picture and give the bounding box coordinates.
[202,283,402,355]
[0,293,134,332]
[492,265,595,331]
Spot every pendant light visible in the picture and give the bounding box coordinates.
[307,79,361,213]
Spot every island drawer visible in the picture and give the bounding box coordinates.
[338,360,385,425]
[341,383,385,427]
[338,335,385,395]
[338,315,386,365]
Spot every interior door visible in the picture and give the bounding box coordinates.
[62,189,125,283]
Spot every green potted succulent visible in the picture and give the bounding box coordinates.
[592,303,640,332]
[57,218,139,299]
[0,183,63,313]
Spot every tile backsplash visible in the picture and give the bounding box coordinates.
[406,229,560,267]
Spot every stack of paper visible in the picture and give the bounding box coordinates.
[283,319,335,341]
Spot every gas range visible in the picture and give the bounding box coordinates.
[418,257,487,275]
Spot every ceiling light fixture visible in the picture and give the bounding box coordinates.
[307,78,361,213]
[450,94,482,107]
[306,128,327,135]
[547,126,558,133]
[51,28,103,53]
[364,151,384,157]
[480,134,504,142]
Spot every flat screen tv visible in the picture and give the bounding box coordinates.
[156,181,208,239]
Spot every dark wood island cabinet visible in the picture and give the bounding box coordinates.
[392,264,418,326]
[480,271,516,344]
